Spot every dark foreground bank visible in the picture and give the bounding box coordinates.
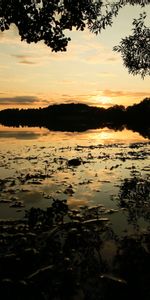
[0,198,150,300]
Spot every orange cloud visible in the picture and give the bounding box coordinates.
[102,90,150,98]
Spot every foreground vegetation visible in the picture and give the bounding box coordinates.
[0,174,150,300]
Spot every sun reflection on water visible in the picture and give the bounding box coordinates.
[0,124,149,227]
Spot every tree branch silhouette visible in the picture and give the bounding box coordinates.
[0,0,149,76]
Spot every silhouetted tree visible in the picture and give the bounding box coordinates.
[0,0,149,76]
[106,105,126,124]
[113,12,150,78]
[126,97,150,123]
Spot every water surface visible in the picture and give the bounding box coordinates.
[0,125,149,237]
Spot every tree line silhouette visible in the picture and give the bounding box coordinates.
[0,98,149,138]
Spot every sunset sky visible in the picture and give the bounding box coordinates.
[0,4,149,110]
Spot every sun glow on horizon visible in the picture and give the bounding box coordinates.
[0,5,149,110]
[90,95,113,107]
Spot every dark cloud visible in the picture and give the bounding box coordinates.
[12,54,28,59]
[0,96,41,105]
[11,54,36,65]
[0,130,41,140]
[107,57,118,61]
[61,94,71,97]
[19,60,36,65]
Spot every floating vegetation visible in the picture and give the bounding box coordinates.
[0,132,150,298]
[0,199,150,300]
[117,175,150,224]
[68,158,82,167]
[0,141,149,224]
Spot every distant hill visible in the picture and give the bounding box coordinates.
[0,98,149,138]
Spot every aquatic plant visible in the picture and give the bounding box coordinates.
[0,198,150,299]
